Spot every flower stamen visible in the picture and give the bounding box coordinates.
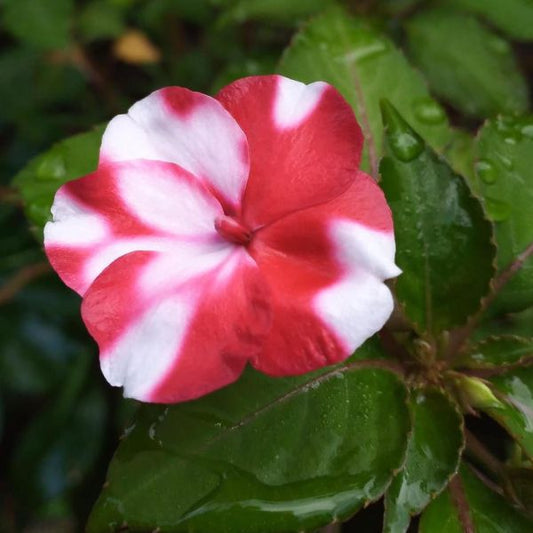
[215,215,252,245]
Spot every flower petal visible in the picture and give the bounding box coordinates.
[81,248,271,403]
[100,87,249,211]
[249,172,399,375]
[44,160,223,295]
[216,75,363,227]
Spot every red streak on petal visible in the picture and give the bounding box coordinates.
[215,216,251,245]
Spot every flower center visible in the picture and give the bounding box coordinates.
[215,215,252,245]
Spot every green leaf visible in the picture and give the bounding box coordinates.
[384,388,464,533]
[405,8,529,118]
[10,353,106,504]
[444,129,477,192]
[485,367,533,460]
[12,126,105,239]
[379,101,496,335]
[461,336,533,368]
[420,465,532,532]
[449,0,533,41]
[214,0,334,24]
[475,115,533,314]
[78,0,126,42]
[88,343,410,532]
[279,6,452,177]
[3,0,74,50]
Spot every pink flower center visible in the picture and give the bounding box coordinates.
[215,215,252,245]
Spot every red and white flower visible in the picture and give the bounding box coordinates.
[44,75,400,403]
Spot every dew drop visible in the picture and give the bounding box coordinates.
[413,98,446,124]
[475,159,497,184]
[498,155,513,170]
[488,36,510,54]
[37,152,66,181]
[389,131,424,162]
[505,136,518,145]
[485,197,511,222]
[520,123,533,138]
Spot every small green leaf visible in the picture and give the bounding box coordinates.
[461,336,533,368]
[3,0,74,50]
[12,126,105,239]
[475,115,533,314]
[384,389,463,533]
[279,6,452,177]
[485,367,533,460]
[406,8,529,118]
[420,465,532,532]
[88,342,410,533]
[449,0,533,41]
[379,102,496,335]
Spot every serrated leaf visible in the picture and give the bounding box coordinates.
[475,115,533,314]
[87,342,410,533]
[3,0,74,50]
[12,126,105,240]
[449,0,533,41]
[279,6,452,177]
[384,388,463,533]
[420,465,532,532]
[379,101,496,335]
[461,336,533,368]
[406,8,529,118]
[485,367,533,460]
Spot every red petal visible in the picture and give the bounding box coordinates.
[249,173,398,376]
[217,75,363,228]
[81,249,271,403]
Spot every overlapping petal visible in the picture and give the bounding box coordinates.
[44,159,223,295]
[82,248,271,403]
[217,75,364,228]
[100,87,249,212]
[249,171,400,376]
[44,74,400,404]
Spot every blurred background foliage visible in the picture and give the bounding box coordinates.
[0,0,532,531]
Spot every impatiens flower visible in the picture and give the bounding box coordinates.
[44,75,401,403]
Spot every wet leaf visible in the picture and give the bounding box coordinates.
[461,336,533,369]
[87,341,410,532]
[475,115,533,314]
[384,388,463,533]
[485,367,533,460]
[419,465,532,532]
[12,126,105,239]
[279,6,452,177]
[406,8,529,118]
[379,102,496,335]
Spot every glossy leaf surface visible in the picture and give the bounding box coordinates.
[379,102,495,334]
[486,367,533,459]
[420,465,532,532]
[279,6,452,177]
[449,0,533,41]
[384,389,463,533]
[406,8,529,118]
[88,342,410,532]
[461,336,533,369]
[475,116,533,314]
[12,126,104,239]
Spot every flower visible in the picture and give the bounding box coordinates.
[44,75,400,403]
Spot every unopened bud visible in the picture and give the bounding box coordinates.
[456,375,504,410]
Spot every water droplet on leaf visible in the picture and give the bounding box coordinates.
[389,131,424,161]
[37,152,66,181]
[520,123,533,138]
[476,159,497,184]
[485,197,511,222]
[413,98,446,124]
[498,155,513,170]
